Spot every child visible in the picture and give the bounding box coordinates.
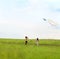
[36,38,39,46]
[25,36,28,45]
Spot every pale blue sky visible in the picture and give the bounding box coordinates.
[0,0,60,39]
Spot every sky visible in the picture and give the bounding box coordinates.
[0,0,60,39]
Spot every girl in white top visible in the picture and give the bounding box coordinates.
[36,38,39,46]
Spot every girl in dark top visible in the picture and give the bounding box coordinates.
[25,36,28,45]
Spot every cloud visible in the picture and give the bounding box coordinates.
[45,0,60,12]
[28,0,39,5]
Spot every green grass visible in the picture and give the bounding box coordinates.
[0,39,60,59]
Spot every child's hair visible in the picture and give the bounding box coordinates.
[25,36,28,39]
[37,38,39,40]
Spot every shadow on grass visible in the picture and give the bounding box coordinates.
[40,44,60,46]
[0,42,60,46]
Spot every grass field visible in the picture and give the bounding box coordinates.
[0,38,60,59]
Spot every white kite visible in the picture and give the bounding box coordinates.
[43,18,60,29]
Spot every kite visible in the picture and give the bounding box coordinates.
[43,18,60,29]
